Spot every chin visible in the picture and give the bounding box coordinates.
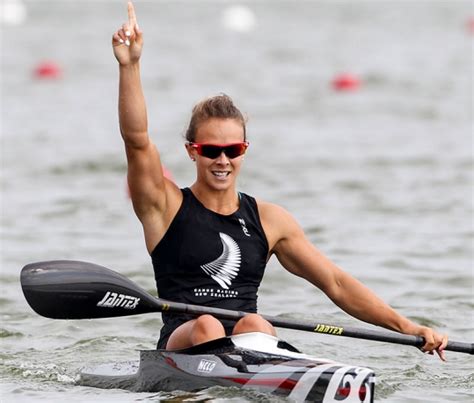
[210,182,232,191]
[208,178,234,191]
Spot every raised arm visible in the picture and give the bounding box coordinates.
[112,2,181,252]
[113,1,147,148]
[259,202,448,360]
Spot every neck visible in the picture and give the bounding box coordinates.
[190,184,239,215]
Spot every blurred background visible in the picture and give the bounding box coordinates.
[1,0,473,401]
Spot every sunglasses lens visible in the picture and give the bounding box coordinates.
[200,145,222,159]
[225,144,246,158]
[193,143,248,159]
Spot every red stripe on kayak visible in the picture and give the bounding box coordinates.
[224,377,297,389]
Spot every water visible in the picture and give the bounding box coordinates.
[1,0,473,401]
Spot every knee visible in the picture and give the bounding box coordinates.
[191,315,225,344]
[233,313,276,336]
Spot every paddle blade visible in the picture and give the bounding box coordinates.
[21,260,160,319]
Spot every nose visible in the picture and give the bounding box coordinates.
[215,151,230,164]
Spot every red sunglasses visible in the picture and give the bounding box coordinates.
[187,142,249,159]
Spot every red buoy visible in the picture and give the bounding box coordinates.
[467,17,474,34]
[34,61,61,79]
[162,166,174,181]
[331,73,361,91]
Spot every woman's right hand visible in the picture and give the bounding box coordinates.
[112,1,143,66]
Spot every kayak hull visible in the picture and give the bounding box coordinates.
[79,332,375,402]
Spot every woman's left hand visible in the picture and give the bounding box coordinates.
[415,325,448,361]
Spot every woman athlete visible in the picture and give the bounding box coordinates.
[112,2,448,359]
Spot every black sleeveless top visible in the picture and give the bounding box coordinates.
[150,188,269,348]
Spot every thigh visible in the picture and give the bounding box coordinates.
[165,319,198,350]
[165,314,226,350]
[157,314,194,349]
[232,313,276,336]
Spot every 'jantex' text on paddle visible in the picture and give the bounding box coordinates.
[97,291,140,309]
[314,324,344,335]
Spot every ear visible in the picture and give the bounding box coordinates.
[185,143,196,161]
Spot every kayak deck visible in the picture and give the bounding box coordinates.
[79,332,375,402]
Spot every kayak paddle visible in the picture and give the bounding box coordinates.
[21,260,473,355]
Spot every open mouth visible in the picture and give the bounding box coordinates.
[212,171,231,179]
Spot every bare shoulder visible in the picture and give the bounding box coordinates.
[256,199,292,223]
[256,199,304,252]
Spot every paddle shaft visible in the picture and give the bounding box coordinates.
[159,297,473,354]
[21,260,473,355]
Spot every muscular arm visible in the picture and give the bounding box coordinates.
[112,2,181,251]
[259,201,448,359]
[118,61,166,218]
[119,63,147,148]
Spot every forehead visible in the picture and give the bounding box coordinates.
[195,118,245,143]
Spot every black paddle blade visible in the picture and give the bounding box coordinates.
[21,260,160,319]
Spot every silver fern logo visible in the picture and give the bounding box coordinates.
[201,233,241,289]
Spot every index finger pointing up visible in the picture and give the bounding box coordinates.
[128,1,137,27]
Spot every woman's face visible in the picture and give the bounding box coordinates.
[187,118,246,192]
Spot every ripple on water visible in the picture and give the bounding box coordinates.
[380,258,414,270]
[63,335,149,355]
[3,357,78,385]
[49,157,126,176]
[375,358,474,401]
[0,328,24,338]
[135,386,288,402]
